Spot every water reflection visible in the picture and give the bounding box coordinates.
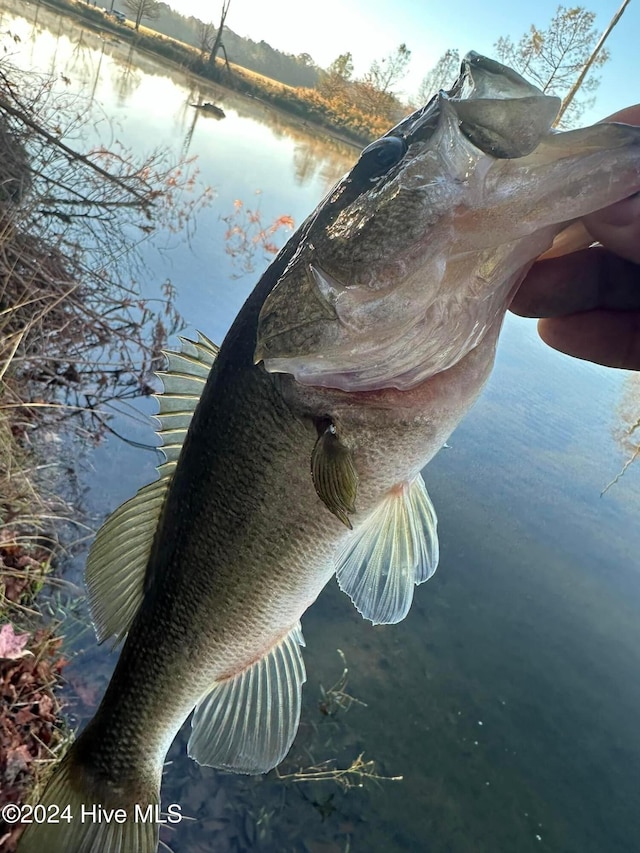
[611,371,640,486]
[112,43,142,106]
[3,0,355,194]
[221,193,295,277]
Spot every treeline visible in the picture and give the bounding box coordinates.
[66,0,612,142]
[152,3,320,88]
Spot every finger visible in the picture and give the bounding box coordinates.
[538,221,593,261]
[538,311,640,370]
[583,193,640,264]
[510,248,640,317]
[600,104,640,124]
[581,105,640,263]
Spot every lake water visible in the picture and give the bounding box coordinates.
[5,3,640,852]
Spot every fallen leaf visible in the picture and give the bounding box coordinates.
[5,743,32,784]
[0,624,33,661]
[14,707,35,726]
[37,694,54,718]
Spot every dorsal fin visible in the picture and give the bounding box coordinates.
[86,332,219,644]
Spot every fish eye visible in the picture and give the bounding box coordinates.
[351,136,407,183]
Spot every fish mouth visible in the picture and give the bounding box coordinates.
[256,52,640,395]
[254,52,563,389]
[389,51,560,160]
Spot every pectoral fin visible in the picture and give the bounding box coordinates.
[188,624,306,774]
[311,423,358,528]
[336,474,439,625]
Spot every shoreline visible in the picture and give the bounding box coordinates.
[34,0,381,147]
[0,415,70,852]
[0,18,204,843]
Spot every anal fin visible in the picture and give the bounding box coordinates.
[188,624,306,774]
[336,474,439,625]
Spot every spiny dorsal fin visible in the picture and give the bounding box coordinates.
[86,332,219,644]
[335,474,439,625]
[188,623,306,774]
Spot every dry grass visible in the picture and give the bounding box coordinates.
[0,43,211,845]
[0,30,211,614]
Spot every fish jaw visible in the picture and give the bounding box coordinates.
[254,54,640,394]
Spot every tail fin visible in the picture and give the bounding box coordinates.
[17,740,160,853]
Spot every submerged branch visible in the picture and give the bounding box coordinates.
[276,753,403,790]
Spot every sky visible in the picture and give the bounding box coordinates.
[166,0,639,124]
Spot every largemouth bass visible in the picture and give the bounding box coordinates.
[19,53,640,853]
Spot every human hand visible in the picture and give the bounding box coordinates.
[510,105,640,370]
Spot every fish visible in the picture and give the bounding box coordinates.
[18,52,640,853]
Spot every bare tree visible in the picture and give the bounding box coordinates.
[555,0,631,125]
[319,52,354,99]
[197,21,216,59]
[296,53,316,69]
[123,0,161,32]
[0,58,212,434]
[353,43,412,123]
[417,49,460,104]
[208,0,231,73]
[494,5,610,126]
[328,53,354,81]
[364,43,411,95]
[352,80,399,122]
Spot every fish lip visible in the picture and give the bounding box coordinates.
[462,51,536,91]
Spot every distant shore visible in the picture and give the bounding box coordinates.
[36,0,383,147]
